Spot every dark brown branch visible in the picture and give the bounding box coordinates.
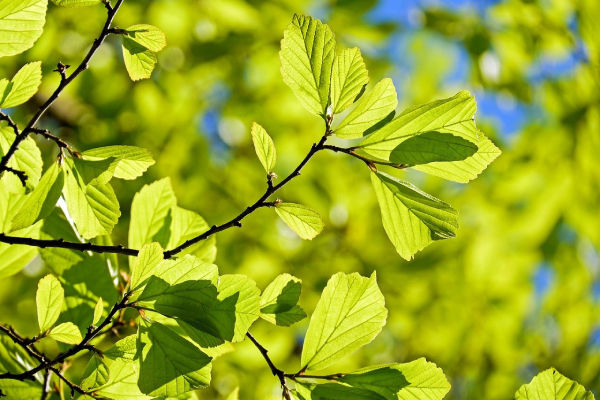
[0,293,131,382]
[40,370,50,400]
[0,0,125,175]
[0,234,139,256]
[246,332,292,400]
[322,144,407,171]
[3,167,27,186]
[31,128,79,157]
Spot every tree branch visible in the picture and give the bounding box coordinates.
[0,293,132,383]
[322,144,407,171]
[0,0,125,176]
[246,332,292,400]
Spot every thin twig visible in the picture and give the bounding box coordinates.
[246,332,292,400]
[0,0,125,176]
[322,144,407,171]
[40,370,51,400]
[31,128,79,157]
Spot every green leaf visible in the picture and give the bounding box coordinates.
[250,122,276,173]
[275,202,324,240]
[82,145,155,180]
[81,354,109,390]
[36,274,64,332]
[370,171,458,260]
[339,358,451,400]
[0,0,48,58]
[0,61,42,108]
[11,162,63,231]
[389,131,478,166]
[330,47,369,114]
[0,220,39,278]
[129,242,164,293]
[122,38,158,81]
[49,321,82,344]
[360,91,501,182]
[334,78,397,139]
[260,273,306,326]
[137,320,212,397]
[294,382,385,400]
[515,368,595,400]
[0,125,43,189]
[301,272,387,372]
[62,160,121,239]
[124,24,167,53]
[128,178,176,250]
[0,335,42,397]
[95,335,151,400]
[165,206,216,262]
[92,297,103,325]
[280,14,335,116]
[51,0,101,7]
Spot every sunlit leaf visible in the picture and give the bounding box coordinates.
[275,202,324,240]
[260,273,306,326]
[330,47,369,114]
[301,272,387,371]
[124,24,167,53]
[0,61,42,108]
[0,0,48,58]
[334,78,397,139]
[370,171,458,260]
[82,145,155,180]
[49,321,82,344]
[36,274,64,332]
[280,14,335,116]
[515,368,595,400]
[122,38,158,81]
[250,122,276,173]
[0,126,42,188]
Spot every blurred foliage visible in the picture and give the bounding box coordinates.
[0,0,599,399]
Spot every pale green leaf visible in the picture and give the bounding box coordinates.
[92,297,103,325]
[275,202,324,240]
[340,358,451,400]
[124,24,166,52]
[301,272,387,371]
[226,388,240,400]
[51,0,101,7]
[0,0,48,58]
[360,91,501,182]
[129,242,164,293]
[122,37,158,81]
[333,78,397,139]
[81,354,109,390]
[0,61,42,108]
[250,122,276,173]
[49,321,82,344]
[128,178,176,250]
[82,145,155,180]
[62,161,121,239]
[330,47,369,114]
[370,172,458,260]
[0,221,40,278]
[515,368,595,400]
[137,320,212,397]
[280,14,335,116]
[165,206,216,262]
[0,125,42,188]
[11,162,63,231]
[260,273,306,326]
[36,274,64,332]
[0,336,42,397]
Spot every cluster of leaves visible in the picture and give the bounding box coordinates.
[0,1,592,399]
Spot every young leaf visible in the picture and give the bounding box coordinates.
[330,47,369,114]
[275,202,324,240]
[334,78,397,139]
[0,0,48,58]
[62,161,121,239]
[0,126,43,188]
[515,368,595,400]
[340,358,451,400]
[250,122,276,173]
[370,172,458,260]
[137,320,212,397]
[36,274,64,332]
[49,322,82,344]
[124,24,167,53]
[360,91,501,182]
[128,178,176,250]
[280,14,335,116]
[260,273,306,326]
[122,39,157,81]
[51,0,101,6]
[301,272,387,371]
[129,242,164,293]
[0,61,43,108]
[11,162,63,231]
[164,206,216,262]
[82,145,155,180]
[389,131,478,166]
[92,297,103,326]
[81,354,109,390]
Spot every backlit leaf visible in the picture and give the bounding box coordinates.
[330,47,369,114]
[36,274,64,332]
[275,202,323,240]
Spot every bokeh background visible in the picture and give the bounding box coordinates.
[1,0,599,398]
